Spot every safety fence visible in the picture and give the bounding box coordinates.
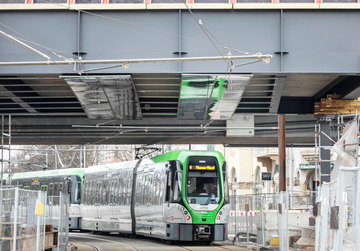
[228,192,316,248]
[0,188,46,251]
[277,190,317,251]
[315,167,360,251]
[0,188,69,251]
[46,193,70,251]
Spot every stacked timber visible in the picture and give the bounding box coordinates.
[315,95,360,115]
[0,224,57,251]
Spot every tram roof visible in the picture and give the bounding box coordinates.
[12,168,86,180]
[151,150,225,164]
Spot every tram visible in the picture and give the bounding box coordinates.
[11,168,85,229]
[12,150,230,242]
[81,150,229,242]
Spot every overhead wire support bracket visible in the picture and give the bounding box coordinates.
[0,30,51,61]
[0,54,273,67]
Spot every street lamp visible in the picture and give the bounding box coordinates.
[25,153,48,170]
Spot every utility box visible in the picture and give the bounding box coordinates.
[226,114,254,137]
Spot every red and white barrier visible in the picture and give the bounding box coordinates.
[229,210,260,217]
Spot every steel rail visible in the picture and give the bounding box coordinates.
[69,234,140,251]
[72,125,279,130]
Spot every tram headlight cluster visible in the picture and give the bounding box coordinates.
[178,205,192,222]
[215,208,225,223]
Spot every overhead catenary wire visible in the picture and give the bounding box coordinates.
[0,30,50,60]
[0,22,76,59]
[4,0,258,57]
[180,0,231,68]
[0,23,80,73]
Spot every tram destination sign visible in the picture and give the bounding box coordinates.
[262,172,272,181]
[189,165,215,171]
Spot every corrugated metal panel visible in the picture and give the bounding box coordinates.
[64,75,142,120]
[178,74,252,120]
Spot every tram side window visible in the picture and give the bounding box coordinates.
[148,172,155,204]
[124,173,129,206]
[109,179,116,204]
[127,174,132,206]
[173,171,182,202]
[85,180,90,205]
[153,172,158,206]
[114,179,119,205]
[49,183,54,196]
[126,172,130,206]
[118,176,123,206]
[41,185,47,194]
[54,183,59,204]
[122,172,126,206]
[68,179,72,202]
[165,171,171,203]
[95,182,102,205]
[135,173,141,205]
[155,173,159,205]
[222,162,229,204]
[59,183,63,195]
[87,180,91,205]
[91,180,95,205]
[141,173,148,205]
[74,182,81,204]
[159,172,164,204]
[101,180,108,205]
[91,180,96,205]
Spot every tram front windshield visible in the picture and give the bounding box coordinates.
[186,157,221,205]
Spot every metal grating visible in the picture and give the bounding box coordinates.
[178,74,252,120]
[63,75,142,120]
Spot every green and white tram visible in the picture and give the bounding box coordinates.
[11,168,86,229]
[81,150,229,242]
[11,150,230,242]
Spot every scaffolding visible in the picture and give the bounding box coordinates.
[1,115,11,189]
[314,119,336,188]
[314,114,360,251]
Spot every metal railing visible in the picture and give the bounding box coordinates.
[0,188,46,251]
[228,192,317,248]
[315,167,360,251]
[46,193,70,251]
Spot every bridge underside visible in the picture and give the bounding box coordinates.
[1,8,359,146]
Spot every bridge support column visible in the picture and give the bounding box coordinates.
[278,115,286,192]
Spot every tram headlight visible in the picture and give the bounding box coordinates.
[184,211,188,215]
[216,216,221,220]
[186,215,191,220]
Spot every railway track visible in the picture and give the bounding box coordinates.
[70,233,140,251]
[69,232,249,251]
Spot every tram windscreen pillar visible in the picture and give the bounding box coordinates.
[320,123,331,183]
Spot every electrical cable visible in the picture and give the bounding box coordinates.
[12,0,257,57]
[0,22,78,60]
[180,0,230,68]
